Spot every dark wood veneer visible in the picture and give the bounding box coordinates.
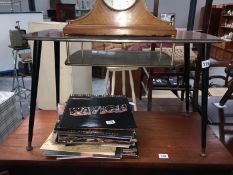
[0,111,232,171]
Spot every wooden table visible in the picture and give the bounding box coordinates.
[0,111,233,175]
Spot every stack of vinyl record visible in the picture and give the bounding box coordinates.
[0,91,19,143]
[41,95,138,159]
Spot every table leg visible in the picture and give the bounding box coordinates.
[26,40,42,151]
[200,43,210,157]
[54,41,60,105]
[202,0,213,33]
[187,0,197,30]
[184,43,190,114]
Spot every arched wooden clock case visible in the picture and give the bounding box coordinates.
[63,0,176,36]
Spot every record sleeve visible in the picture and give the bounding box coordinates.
[56,95,137,130]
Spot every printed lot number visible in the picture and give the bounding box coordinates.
[106,120,116,125]
[202,60,210,68]
[158,153,169,159]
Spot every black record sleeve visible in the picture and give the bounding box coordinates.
[56,95,136,130]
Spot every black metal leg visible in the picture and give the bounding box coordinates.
[184,43,190,114]
[186,0,197,113]
[200,43,210,157]
[202,0,213,33]
[187,0,197,31]
[54,41,60,105]
[26,40,42,151]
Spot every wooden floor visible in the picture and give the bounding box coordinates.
[0,110,233,175]
[137,97,188,112]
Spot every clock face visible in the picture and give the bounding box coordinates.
[103,0,137,11]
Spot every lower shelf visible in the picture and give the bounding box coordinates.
[65,50,173,67]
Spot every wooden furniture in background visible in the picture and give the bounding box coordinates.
[211,43,233,61]
[56,3,75,22]
[139,46,198,111]
[204,4,233,61]
[200,3,233,89]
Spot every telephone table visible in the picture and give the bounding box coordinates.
[23,29,222,156]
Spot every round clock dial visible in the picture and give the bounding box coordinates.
[103,0,137,11]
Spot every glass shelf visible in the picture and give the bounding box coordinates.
[65,50,173,67]
[23,30,222,44]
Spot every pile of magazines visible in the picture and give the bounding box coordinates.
[41,95,138,159]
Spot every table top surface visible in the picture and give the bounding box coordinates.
[24,29,222,43]
[0,111,232,169]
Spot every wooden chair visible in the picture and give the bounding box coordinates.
[218,62,233,107]
[138,0,202,112]
[139,44,198,111]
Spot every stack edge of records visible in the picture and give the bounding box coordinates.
[41,95,138,159]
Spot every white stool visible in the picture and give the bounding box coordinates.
[104,67,138,111]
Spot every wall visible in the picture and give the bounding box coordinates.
[158,0,190,28]
[28,22,92,109]
[42,0,154,15]
[35,0,50,16]
[0,13,43,71]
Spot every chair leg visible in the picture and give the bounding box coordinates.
[181,90,185,101]
[225,74,229,87]
[139,67,148,100]
[139,68,144,100]
[104,69,110,95]
[171,90,179,97]
[122,70,126,95]
[111,71,116,95]
[129,70,137,111]
[147,70,153,111]
[192,58,201,112]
